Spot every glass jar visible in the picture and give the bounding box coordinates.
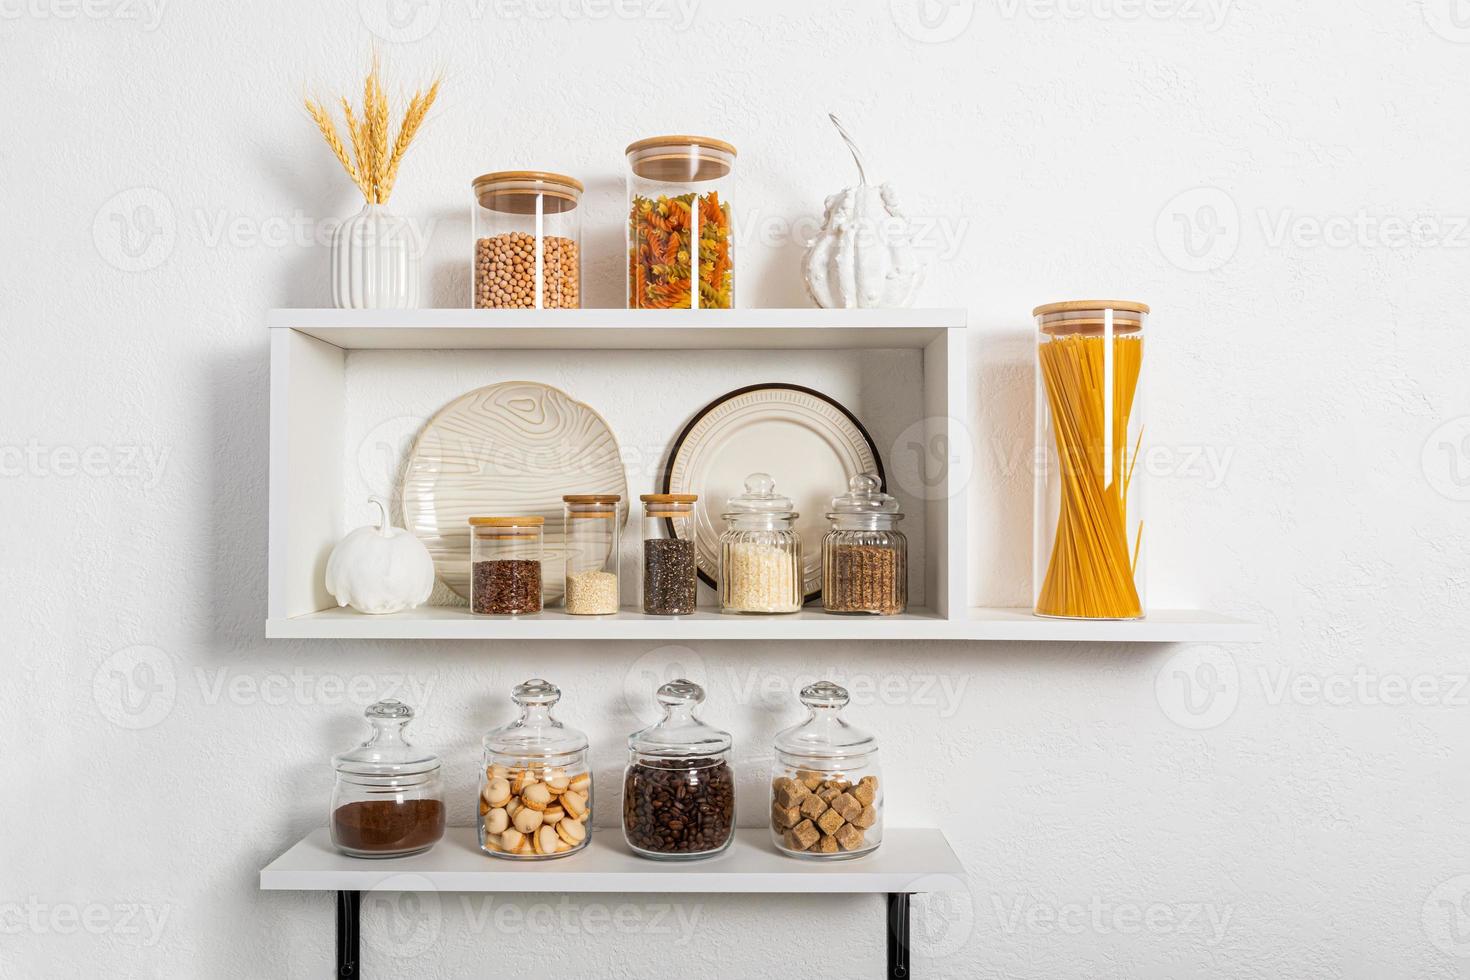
[330,699,445,859]
[770,681,882,860]
[626,135,736,309]
[479,678,592,860]
[469,516,544,615]
[562,495,621,615]
[623,679,735,860]
[1033,300,1149,620]
[719,473,802,614]
[639,493,698,615]
[822,473,906,615]
[472,171,583,309]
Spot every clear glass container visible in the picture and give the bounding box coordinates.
[469,516,544,615]
[719,473,803,614]
[622,679,735,860]
[770,681,882,860]
[626,135,736,309]
[1033,300,1149,620]
[821,472,906,615]
[472,171,583,309]
[562,495,621,615]
[639,493,698,616]
[330,699,445,859]
[478,678,592,860]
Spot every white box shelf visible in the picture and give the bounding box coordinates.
[266,309,1256,644]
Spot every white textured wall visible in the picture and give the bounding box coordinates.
[4,1,1469,977]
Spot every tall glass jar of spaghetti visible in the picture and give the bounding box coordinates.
[626,135,736,309]
[1033,300,1148,620]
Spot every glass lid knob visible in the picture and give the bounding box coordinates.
[656,678,705,707]
[365,698,413,720]
[512,678,561,706]
[800,680,850,708]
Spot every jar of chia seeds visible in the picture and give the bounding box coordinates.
[640,493,698,615]
[469,516,544,615]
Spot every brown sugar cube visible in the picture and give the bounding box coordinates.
[798,771,824,792]
[800,794,829,821]
[831,792,863,823]
[783,829,806,852]
[789,819,820,851]
[852,804,878,829]
[772,802,801,830]
[816,834,839,854]
[816,807,845,836]
[773,779,806,810]
[826,778,852,793]
[835,823,866,851]
[818,786,842,805]
[852,779,877,806]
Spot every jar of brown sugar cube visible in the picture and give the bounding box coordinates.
[770,680,882,860]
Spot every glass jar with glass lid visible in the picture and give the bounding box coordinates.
[626,135,736,309]
[639,493,698,615]
[821,472,906,615]
[770,681,882,859]
[469,516,544,615]
[472,171,583,309]
[562,494,621,616]
[330,699,446,859]
[622,679,735,860]
[719,473,803,614]
[479,678,592,860]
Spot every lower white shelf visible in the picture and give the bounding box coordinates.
[264,605,1258,643]
[259,826,965,895]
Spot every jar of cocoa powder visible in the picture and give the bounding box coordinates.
[471,171,582,309]
[330,699,445,859]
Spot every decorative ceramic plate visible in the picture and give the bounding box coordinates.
[402,381,628,603]
[664,384,884,602]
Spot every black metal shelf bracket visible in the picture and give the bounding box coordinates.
[888,892,912,979]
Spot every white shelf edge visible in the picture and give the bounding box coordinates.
[259,827,965,895]
[265,606,1260,643]
[266,307,970,330]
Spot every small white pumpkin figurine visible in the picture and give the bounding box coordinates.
[325,496,435,615]
[803,114,924,309]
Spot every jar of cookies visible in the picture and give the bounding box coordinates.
[623,679,735,860]
[770,681,881,859]
[472,171,582,309]
[478,678,592,860]
[626,135,735,309]
[719,473,803,614]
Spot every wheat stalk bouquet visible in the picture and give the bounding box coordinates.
[305,58,440,205]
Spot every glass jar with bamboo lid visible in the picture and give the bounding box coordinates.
[640,494,698,616]
[1033,300,1149,620]
[472,171,583,309]
[562,495,621,616]
[626,135,736,309]
[469,516,545,615]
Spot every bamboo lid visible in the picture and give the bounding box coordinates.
[468,516,545,527]
[563,494,621,504]
[640,493,698,503]
[625,135,737,157]
[1032,299,1150,317]
[472,171,583,214]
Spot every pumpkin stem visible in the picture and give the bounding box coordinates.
[368,495,392,536]
[828,113,868,186]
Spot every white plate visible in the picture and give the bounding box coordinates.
[402,381,628,602]
[665,384,883,601]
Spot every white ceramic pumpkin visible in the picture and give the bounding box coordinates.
[803,115,924,310]
[325,497,435,614]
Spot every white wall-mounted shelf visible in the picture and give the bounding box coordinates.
[266,605,1260,643]
[266,308,1256,644]
[260,826,965,895]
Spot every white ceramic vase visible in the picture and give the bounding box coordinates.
[331,203,421,309]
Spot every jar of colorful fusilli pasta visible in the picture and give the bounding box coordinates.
[626,135,735,309]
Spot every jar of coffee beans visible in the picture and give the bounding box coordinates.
[479,678,592,860]
[469,516,544,615]
[623,679,735,860]
[639,493,698,615]
[821,473,906,615]
[471,171,582,309]
[770,681,882,860]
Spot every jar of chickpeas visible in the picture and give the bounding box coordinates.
[471,171,583,309]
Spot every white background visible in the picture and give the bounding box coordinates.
[4,1,1470,977]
